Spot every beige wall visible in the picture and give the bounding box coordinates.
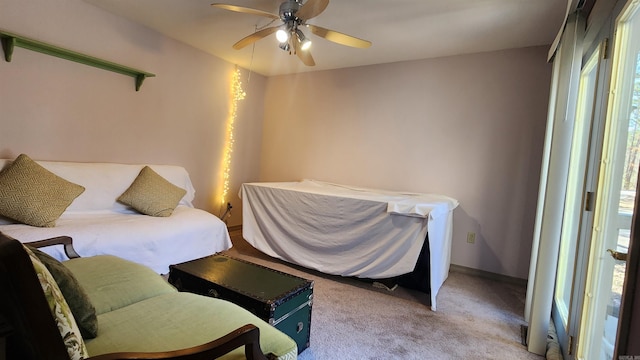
[0,0,266,226]
[260,48,551,279]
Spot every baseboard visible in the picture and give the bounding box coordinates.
[449,264,528,286]
[227,224,242,233]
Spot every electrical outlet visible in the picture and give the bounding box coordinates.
[467,232,476,244]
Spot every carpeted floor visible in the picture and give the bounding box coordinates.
[223,231,543,360]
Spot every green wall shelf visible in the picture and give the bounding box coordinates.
[0,30,155,91]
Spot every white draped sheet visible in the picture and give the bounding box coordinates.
[1,206,232,274]
[240,180,458,310]
[0,159,232,274]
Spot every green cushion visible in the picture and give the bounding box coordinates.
[0,154,85,227]
[85,292,297,360]
[117,166,187,217]
[23,246,90,360]
[27,246,98,339]
[63,255,176,315]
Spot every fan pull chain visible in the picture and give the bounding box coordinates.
[245,24,261,84]
[245,18,274,84]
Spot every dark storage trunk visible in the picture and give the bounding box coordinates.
[168,254,313,353]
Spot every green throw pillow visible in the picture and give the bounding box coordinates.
[24,246,89,360]
[0,154,85,227]
[118,166,187,217]
[27,245,98,339]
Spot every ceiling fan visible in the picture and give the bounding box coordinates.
[211,0,372,66]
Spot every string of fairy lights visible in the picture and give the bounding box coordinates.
[220,65,246,219]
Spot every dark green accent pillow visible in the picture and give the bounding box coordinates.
[26,246,98,339]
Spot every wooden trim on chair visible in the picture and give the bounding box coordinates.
[87,324,268,360]
[24,236,80,259]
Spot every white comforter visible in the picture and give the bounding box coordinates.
[240,180,458,310]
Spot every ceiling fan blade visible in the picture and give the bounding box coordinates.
[211,3,279,20]
[296,0,329,21]
[306,24,371,49]
[294,39,315,66]
[233,26,280,50]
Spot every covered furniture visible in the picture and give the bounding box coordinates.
[0,156,231,274]
[240,180,458,310]
[0,232,298,360]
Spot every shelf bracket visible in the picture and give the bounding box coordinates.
[0,30,155,91]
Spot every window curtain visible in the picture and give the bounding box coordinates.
[548,0,585,61]
[525,11,585,355]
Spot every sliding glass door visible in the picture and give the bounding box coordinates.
[541,1,640,358]
[577,2,639,357]
[553,46,602,359]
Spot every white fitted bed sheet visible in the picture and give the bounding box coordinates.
[240,180,458,310]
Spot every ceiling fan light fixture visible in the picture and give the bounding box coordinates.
[213,0,369,66]
[300,39,312,51]
[300,38,312,51]
[296,29,312,51]
[276,28,289,43]
[279,42,290,52]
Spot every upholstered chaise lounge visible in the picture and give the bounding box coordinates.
[0,232,298,360]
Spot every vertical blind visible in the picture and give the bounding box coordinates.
[525,10,585,355]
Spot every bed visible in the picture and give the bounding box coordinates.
[240,180,458,310]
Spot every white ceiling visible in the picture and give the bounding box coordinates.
[83,0,566,77]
